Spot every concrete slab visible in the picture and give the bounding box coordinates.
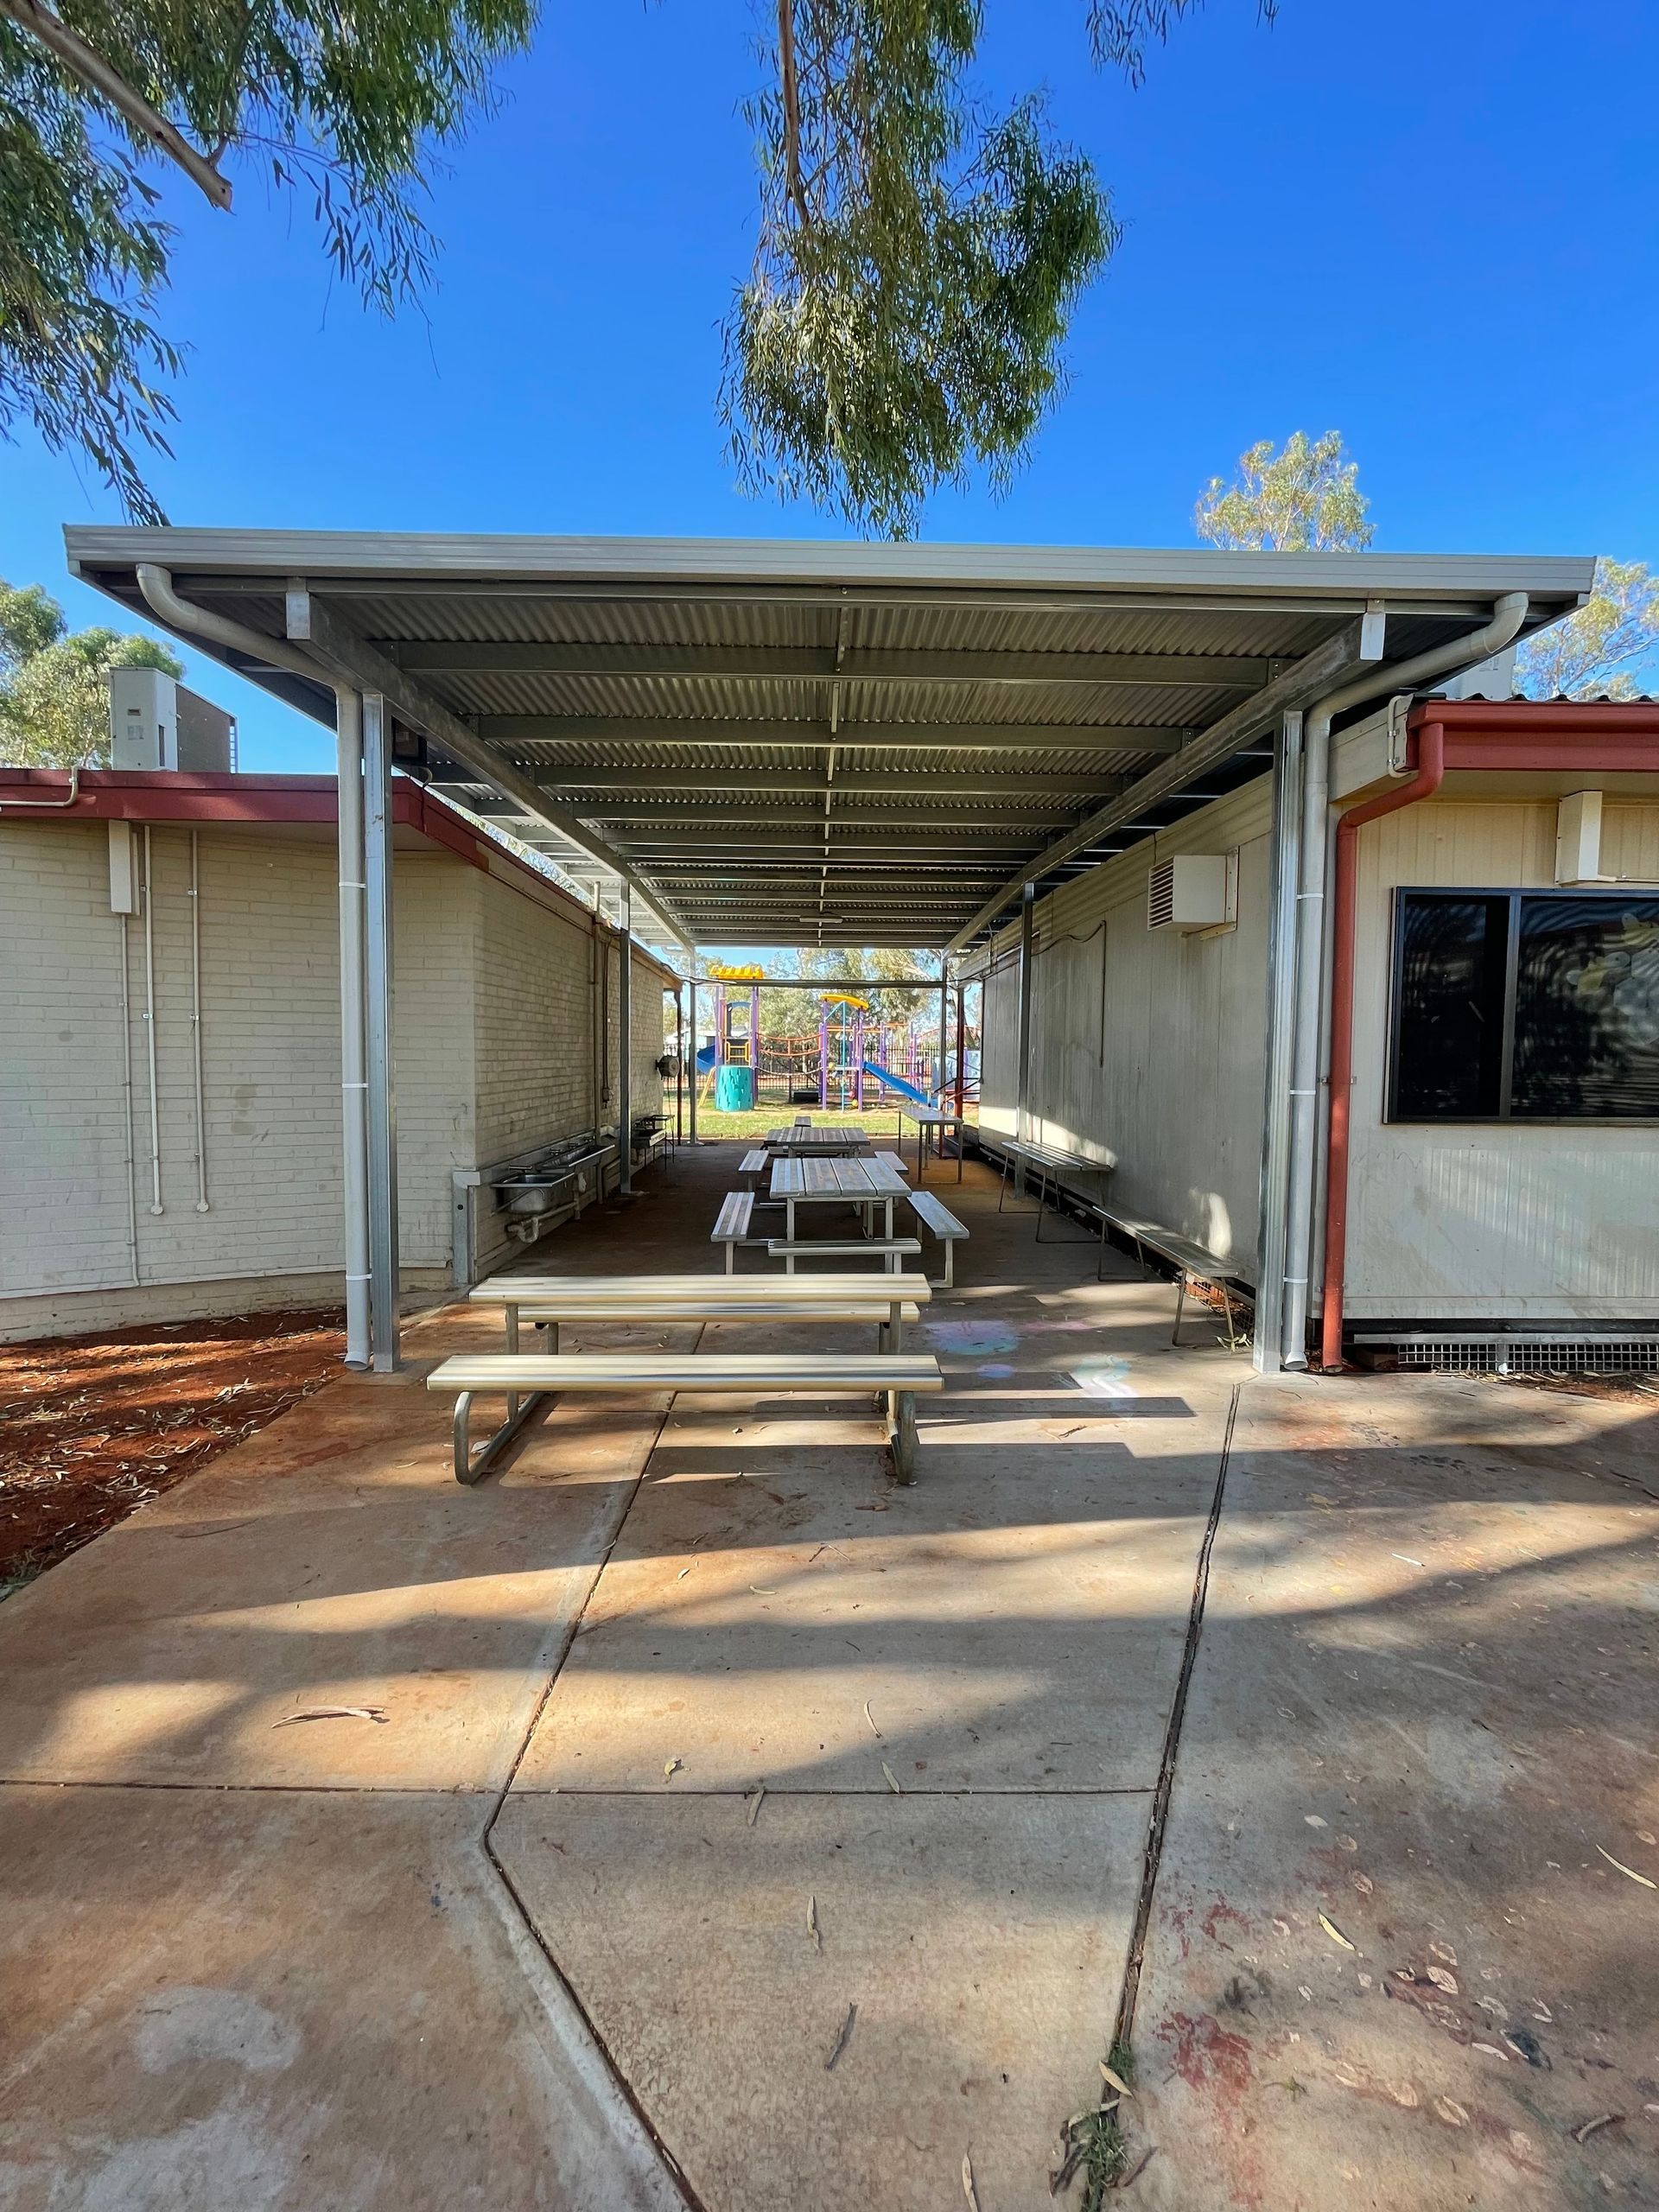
[493,1789,1149,2212]
[1125,1371,1659,2211]
[0,1355,676,1791]
[0,1784,681,2212]
[516,1323,1232,1796]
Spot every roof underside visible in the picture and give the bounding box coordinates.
[65,531,1594,956]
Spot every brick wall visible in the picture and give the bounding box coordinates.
[0,817,668,1338]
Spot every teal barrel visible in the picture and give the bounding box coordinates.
[714,1065,754,1110]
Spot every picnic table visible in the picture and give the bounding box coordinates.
[769,1152,910,1243]
[763,1125,872,1154]
[896,1103,966,1184]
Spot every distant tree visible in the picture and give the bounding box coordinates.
[1515,558,1659,700]
[0,577,180,766]
[1195,430,1373,552]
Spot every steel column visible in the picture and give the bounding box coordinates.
[1252,709,1303,1374]
[617,887,632,1194]
[687,964,698,1144]
[937,976,949,1100]
[1014,881,1036,1192]
[362,694,400,1370]
[674,982,684,1148]
[334,690,372,1369]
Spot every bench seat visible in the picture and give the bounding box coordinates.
[766,1236,921,1276]
[429,1351,944,1484]
[906,1189,969,1288]
[712,1189,755,1269]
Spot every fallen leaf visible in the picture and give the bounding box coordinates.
[882,1761,902,1794]
[1337,1834,1358,1853]
[1098,2060,1134,2099]
[1353,1874,1375,1897]
[864,1700,881,1739]
[808,1896,821,1952]
[272,1705,387,1727]
[1471,2041,1511,2061]
[750,1586,778,1595]
[1570,2113,1623,2144]
[961,2150,981,2210]
[1433,2096,1470,2127]
[745,1784,766,1827]
[1427,1967,1459,1995]
[1429,1942,1457,1965]
[664,1758,683,1779]
[825,2003,857,2072]
[1319,1914,1357,1952]
[1597,1846,1656,1890]
[1304,1815,1329,1829]
[676,1567,691,1581]
[1391,1553,1425,1568]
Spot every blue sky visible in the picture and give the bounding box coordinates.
[5,0,1656,794]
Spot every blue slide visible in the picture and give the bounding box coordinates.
[695,1041,718,1074]
[861,1060,932,1106]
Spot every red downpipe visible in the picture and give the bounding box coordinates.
[1319,719,1446,1371]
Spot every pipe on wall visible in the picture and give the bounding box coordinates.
[117,915,141,1284]
[188,829,210,1212]
[140,824,163,1215]
[135,565,372,1367]
[1278,593,1529,1368]
[617,890,633,1195]
[1319,721,1446,1370]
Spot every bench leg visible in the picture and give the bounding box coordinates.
[454,1388,555,1484]
[1172,1277,1186,1347]
[532,1318,561,1353]
[887,1390,918,1485]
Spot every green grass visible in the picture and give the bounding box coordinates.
[671,1095,977,1144]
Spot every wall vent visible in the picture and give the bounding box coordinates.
[1147,853,1236,933]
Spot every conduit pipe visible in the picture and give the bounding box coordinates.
[1319,719,1446,1371]
[136,564,372,1367]
[141,824,163,1214]
[188,829,210,1211]
[1279,592,1529,1367]
[117,915,141,1283]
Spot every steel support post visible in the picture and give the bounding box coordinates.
[334,690,372,1369]
[617,888,632,1195]
[1253,709,1303,1373]
[687,963,698,1143]
[362,693,400,1370]
[1014,881,1036,1192]
[675,982,684,1148]
[937,976,949,1099]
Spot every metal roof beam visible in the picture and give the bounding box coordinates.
[524,768,1128,798]
[563,804,1081,830]
[944,621,1374,954]
[398,642,1272,688]
[283,594,691,950]
[616,832,1040,854]
[484,718,1185,753]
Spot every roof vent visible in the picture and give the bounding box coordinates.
[1147,853,1237,934]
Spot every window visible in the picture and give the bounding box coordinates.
[1389,889,1659,1122]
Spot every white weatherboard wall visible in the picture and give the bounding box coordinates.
[1343,795,1659,1320]
[0,818,667,1340]
[978,780,1274,1278]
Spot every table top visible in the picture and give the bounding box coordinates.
[898,1103,965,1126]
[473,1269,926,1304]
[770,1154,911,1199]
[763,1128,872,1152]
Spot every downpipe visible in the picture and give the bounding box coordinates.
[1279,591,1529,1369]
[136,563,372,1369]
[141,824,163,1215]
[188,828,210,1211]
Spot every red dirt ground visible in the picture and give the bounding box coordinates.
[0,1309,343,1592]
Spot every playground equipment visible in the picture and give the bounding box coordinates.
[702,964,764,1110]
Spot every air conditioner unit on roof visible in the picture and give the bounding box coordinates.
[1147,853,1236,933]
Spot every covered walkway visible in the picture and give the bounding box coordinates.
[1,1146,1655,2209]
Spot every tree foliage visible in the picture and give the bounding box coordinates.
[725,2,1116,537]
[1084,0,1275,85]
[1515,558,1659,701]
[0,576,181,766]
[0,0,535,523]
[1194,429,1373,552]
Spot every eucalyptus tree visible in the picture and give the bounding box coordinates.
[0,0,1266,534]
[1194,429,1374,553]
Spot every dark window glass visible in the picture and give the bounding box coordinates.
[1510,895,1659,1119]
[1391,893,1510,1118]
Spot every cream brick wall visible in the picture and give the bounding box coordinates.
[0,816,661,1339]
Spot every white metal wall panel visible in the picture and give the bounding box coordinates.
[1344,799,1659,1318]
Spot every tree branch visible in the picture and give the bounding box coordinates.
[0,0,232,209]
[775,0,810,228]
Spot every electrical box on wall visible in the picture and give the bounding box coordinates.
[1147,852,1238,934]
[107,820,139,912]
[1554,791,1611,885]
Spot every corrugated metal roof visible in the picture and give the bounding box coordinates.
[65,529,1597,952]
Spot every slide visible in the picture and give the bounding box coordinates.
[695,1041,718,1074]
[861,1061,933,1107]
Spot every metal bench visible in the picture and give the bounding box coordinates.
[429,1350,944,1484]
[996,1138,1116,1273]
[712,1190,756,1271]
[738,1148,770,1188]
[906,1190,969,1289]
[1101,1211,1254,1351]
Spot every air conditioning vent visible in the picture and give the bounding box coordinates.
[1147,853,1236,933]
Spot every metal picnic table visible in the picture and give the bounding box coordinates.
[763,1124,872,1154]
[896,1103,966,1184]
[768,1152,910,1243]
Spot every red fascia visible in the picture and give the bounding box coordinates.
[1319,699,1659,1370]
